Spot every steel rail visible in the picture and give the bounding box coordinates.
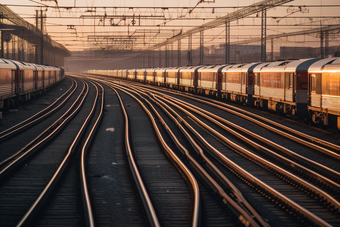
[134,85,340,157]
[148,93,271,226]
[152,94,333,227]
[106,81,202,227]
[0,79,87,173]
[156,94,340,212]
[15,79,93,226]
[138,89,268,227]
[108,85,161,227]
[80,80,105,227]
[0,79,83,168]
[148,93,268,227]
[114,82,261,227]
[0,77,77,143]
[141,87,340,188]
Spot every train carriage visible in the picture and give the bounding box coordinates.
[118,69,128,79]
[0,59,17,101]
[155,68,166,86]
[127,69,136,80]
[145,68,156,84]
[136,69,146,82]
[164,67,181,88]
[0,58,63,109]
[253,59,319,117]
[222,62,260,104]
[253,61,288,110]
[30,63,45,90]
[178,66,202,92]
[10,60,36,95]
[308,58,340,129]
[197,65,229,97]
[42,65,53,87]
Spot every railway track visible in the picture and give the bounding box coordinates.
[87,75,340,226]
[0,77,77,143]
[1,74,340,227]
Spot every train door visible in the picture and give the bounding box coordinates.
[19,70,24,93]
[254,73,260,95]
[11,70,16,95]
[284,73,294,102]
[309,73,322,107]
[34,70,38,89]
[42,70,45,88]
[241,72,246,94]
[48,71,51,85]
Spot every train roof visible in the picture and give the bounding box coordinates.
[145,68,158,72]
[155,68,167,72]
[29,63,45,71]
[8,60,36,70]
[222,62,260,73]
[0,58,17,69]
[253,60,292,72]
[40,65,55,71]
[198,64,229,72]
[165,67,182,72]
[309,57,340,72]
[179,65,203,72]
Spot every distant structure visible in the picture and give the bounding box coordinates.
[214,44,261,63]
[0,4,69,66]
[280,45,340,60]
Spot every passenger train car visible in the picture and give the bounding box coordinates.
[0,58,64,109]
[87,57,340,131]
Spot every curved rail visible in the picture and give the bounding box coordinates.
[109,85,161,227]
[146,89,340,189]
[107,81,267,227]
[135,85,340,158]
[0,77,77,143]
[15,79,95,226]
[152,93,333,227]
[0,79,86,172]
[80,80,105,227]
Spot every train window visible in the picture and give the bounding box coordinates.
[241,73,246,84]
[310,73,321,94]
[201,72,215,82]
[182,72,192,79]
[322,72,340,96]
[254,73,260,86]
[285,73,294,89]
[290,73,294,88]
[278,61,289,66]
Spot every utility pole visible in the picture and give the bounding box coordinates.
[271,37,274,61]
[325,30,329,57]
[225,20,230,64]
[199,30,204,65]
[320,31,324,58]
[165,44,168,67]
[178,39,181,67]
[188,35,192,66]
[261,9,267,62]
[0,31,4,58]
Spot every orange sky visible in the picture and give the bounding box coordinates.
[2,0,340,51]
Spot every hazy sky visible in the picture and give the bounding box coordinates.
[2,0,339,51]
